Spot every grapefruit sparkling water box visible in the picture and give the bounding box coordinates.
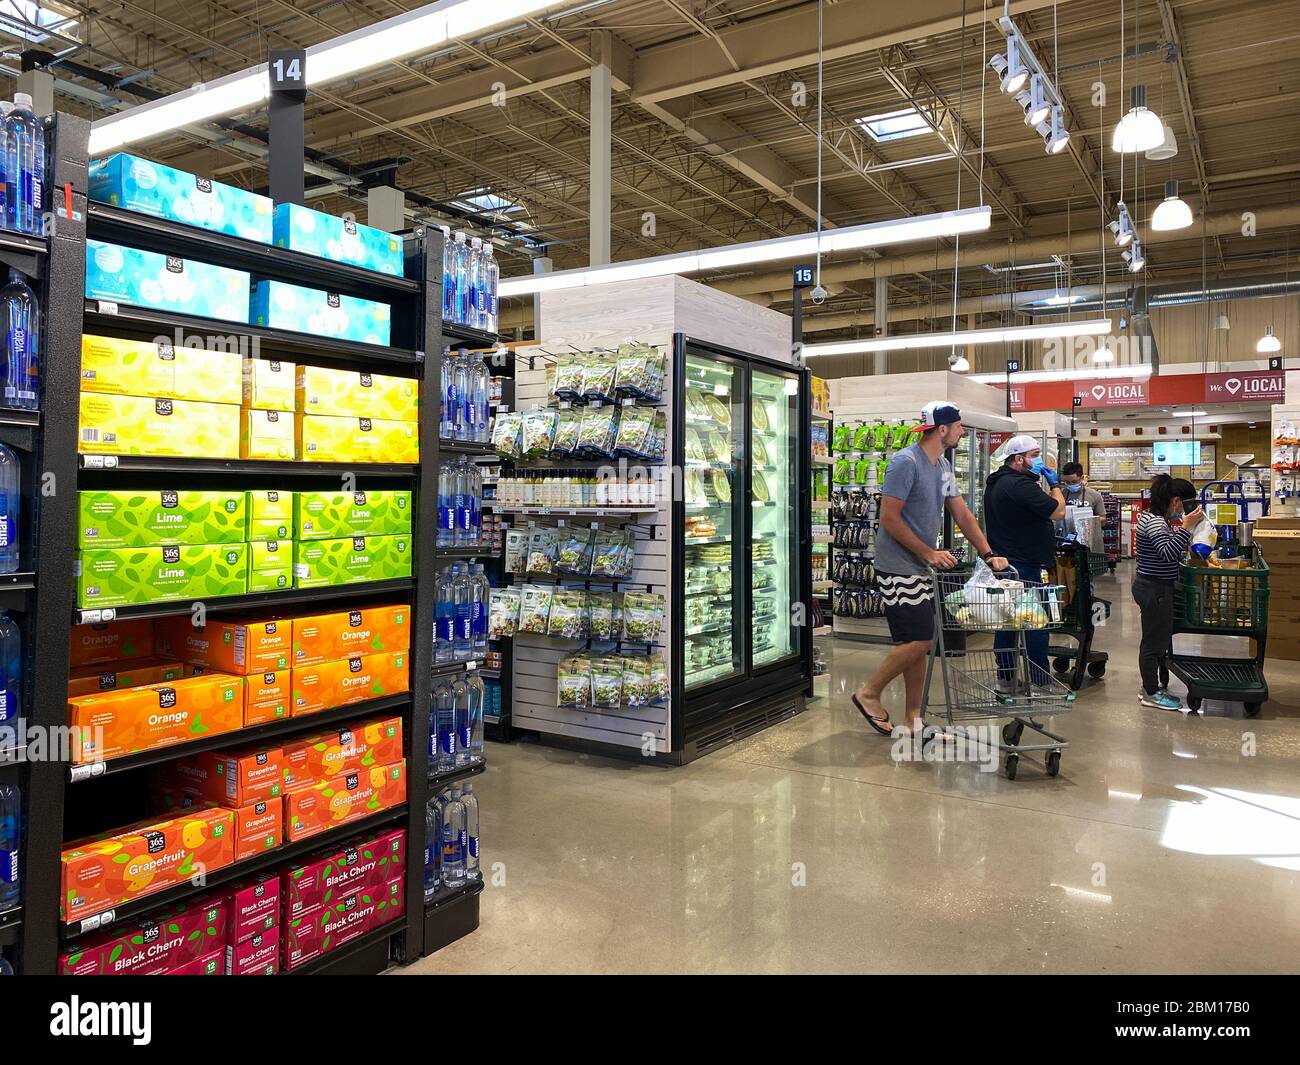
[291,604,411,666]
[290,651,409,717]
[282,716,403,786]
[292,534,412,589]
[284,760,406,841]
[77,488,247,550]
[61,806,235,921]
[162,744,286,805]
[76,543,248,609]
[294,490,412,541]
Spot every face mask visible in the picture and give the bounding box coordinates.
[1065,483,1082,495]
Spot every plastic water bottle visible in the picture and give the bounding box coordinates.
[423,796,441,899]
[470,564,489,655]
[436,462,454,549]
[439,353,455,440]
[434,565,454,664]
[5,95,37,234]
[454,456,473,545]
[452,354,470,439]
[0,782,19,909]
[0,612,19,731]
[439,225,454,322]
[0,444,19,574]
[1,270,40,410]
[462,783,480,880]
[465,673,485,760]
[470,357,490,442]
[465,461,481,545]
[483,241,499,334]
[452,232,470,324]
[440,787,467,888]
[434,679,456,771]
[31,108,43,232]
[0,104,10,230]
[451,675,470,767]
[452,564,472,662]
[468,236,483,329]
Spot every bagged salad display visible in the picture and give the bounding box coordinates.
[590,529,634,579]
[522,406,559,458]
[590,655,624,709]
[518,584,554,635]
[488,588,522,638]
[581,355,618,404]
[553,352,586,401]
[557,653,592,707]
[525,527,559,574]
[547,590,588,639]
[621,592,665,641]
[577,406,618,457]
[614,405,657,458]
[587,591,618,640]
[492,410,523,459]
[647,653,669,704]
[504,528,528,574]
[555,527,596,575]
[551,408,582,455]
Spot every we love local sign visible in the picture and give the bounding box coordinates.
[1203,370,1286,402]
[1073,377,1149,408]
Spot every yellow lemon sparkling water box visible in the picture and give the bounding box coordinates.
[79,394,240,458]
[242,358,296,411]
[240,408,297,460]
[245,491,295,541]
[295,365,419,422]
[247,539,292,593]
[81,334,243,405]
[297,414,419,464]
[293,534,412,589]
[76,543,250,608]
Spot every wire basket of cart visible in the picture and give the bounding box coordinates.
[1170,544,1269,716]
[921,562,1076,780]
[1048,537,1110,690]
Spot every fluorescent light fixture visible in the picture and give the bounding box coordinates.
[1257,327,1282,353]
[1173,410,1208,418]
[1112,85,1165,154]
[1151,180,1193,231]
[1044,292,1084,306]
[89,0,568,154]
[971,364,1152,385]
[803,317,1111,357]
[498,206,991,298]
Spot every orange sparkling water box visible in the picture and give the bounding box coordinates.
[290,651,409,717]
[68,658,184,698]
[68,673,244,764]
[69,618,155,668]
[156,616,292,674]
[61,806,235,921]
[282,715,404,787]
[291,603,411,666]
[284,760,406,841]
[242,668,291,725]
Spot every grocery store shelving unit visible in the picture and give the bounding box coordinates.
[18,113,497,973]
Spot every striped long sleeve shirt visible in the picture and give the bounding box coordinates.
[1135,510,1191,581]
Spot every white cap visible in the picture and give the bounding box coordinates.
[13,93,31,108]
[471,236,482,247]
[439,224,450,237]
[454,230,466,241]
[1004,434,1040,457]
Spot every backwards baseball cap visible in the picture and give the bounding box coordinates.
[914,401,962,431]
[1003,434,1040,457]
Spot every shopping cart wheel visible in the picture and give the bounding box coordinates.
[1052,656,1070,673]
[1245,702,1262,717]
[1087,661,1106,679]
[1004,753,1019,780]
[1186,696,1202,713]
[1002,721,1024,747]
[1046,751,1061,777]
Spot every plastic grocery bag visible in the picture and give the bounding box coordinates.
[1191,520,1218,560]
[961,560,1020,626]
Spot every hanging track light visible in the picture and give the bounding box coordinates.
[990,16,1071,156]
[1151,180,1193,232]
[999,36,1029,94]
[1108,201,1135,247]
[1112,85,1165,153]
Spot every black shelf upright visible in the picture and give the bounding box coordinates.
[15,122,486,973]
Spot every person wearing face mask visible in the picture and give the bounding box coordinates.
[983,436,1066,693]
[1059,462,1105,516]
[1132,475,1203,711]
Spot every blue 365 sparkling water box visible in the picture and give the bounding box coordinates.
[85,239,252,323]
[272,203,404,276]
[250,280,391,346]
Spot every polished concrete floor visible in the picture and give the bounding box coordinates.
[399,563,1300,974]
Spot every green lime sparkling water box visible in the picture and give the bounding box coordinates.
[248,539,293,593]
[77,544,250,608]
[77,489,247,550]
[292,534,412,589]
[246,490,295,541]
[294,490,412,540]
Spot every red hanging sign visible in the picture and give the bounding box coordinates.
[1203,370,1285,403]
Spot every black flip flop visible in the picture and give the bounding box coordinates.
[852,693,892,736]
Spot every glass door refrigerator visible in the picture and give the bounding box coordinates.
[671,335,812,759]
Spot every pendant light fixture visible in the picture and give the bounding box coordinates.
[1112,85,1165,153]
[1150,180,1193,231]
[948,353,971,373]
[1257,326,1282,353]
[1146,122,1178,160]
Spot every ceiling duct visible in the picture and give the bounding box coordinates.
[1018,275,1300,315]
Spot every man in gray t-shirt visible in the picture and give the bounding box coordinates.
[852,402,1005,739]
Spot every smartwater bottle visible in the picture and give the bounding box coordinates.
[468,236,483,330]
[470,564,489,655]
[0,612,19,730]
[1,270,40,410]
[462,783,480,880]
[454,456,472,545]
[452,675,470,767]
[434,679,456,771]
[30,108,43,231]
[452,354,470,439]
[452,564,472,661]
[440,787,467,888]
[439,225,454,322]
[0,444,18,574]
[423,797,441,899]
[483,242,500,334]
[434,565,454,664]
[470,357,490,442]
[0,782,19,909]
[452,232,470,324]
[437,462,454,549]
[439,353,455,439]
[465,674,485,761]
[0,104,10,231]
[5,95,37,234]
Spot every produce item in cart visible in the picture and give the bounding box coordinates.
[521,406,559,457]
[555,527,596,575]
[590,655,624,709]
[557,654,591,708]
[590,529,634,579]
[552,352,585,401]
[621,592,665,641]
[547,590,588,639]
[580,355,618,404]
[488,588,522,639]
[1010,589,1049,630]
[577,406,618,458]
[614,405,656,457]
[525,526,559,574]
[551,408,581,455]
[491,411,523,459]
[587,591,617,640]
[518,584,554,635]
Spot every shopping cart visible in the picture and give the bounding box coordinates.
[1048,538,1111,690]
[921,564,1075,780]
[1170,544,1270,716]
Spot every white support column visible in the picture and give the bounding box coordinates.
[873,275,889,374]
[533,256,553,339]
[589,31,613,267]
[18,69,54,117]
[366,185,405,233]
